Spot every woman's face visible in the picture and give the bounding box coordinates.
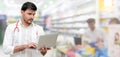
[115,33,119,40]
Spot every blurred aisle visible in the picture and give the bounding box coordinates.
[0,45,10,57]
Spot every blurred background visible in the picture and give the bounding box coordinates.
[0,0,120,57]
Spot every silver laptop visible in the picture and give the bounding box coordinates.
[37,33,58,49]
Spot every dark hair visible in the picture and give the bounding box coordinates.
[87,18,95,23]
[109,18,120,24]
[21,2,37,11]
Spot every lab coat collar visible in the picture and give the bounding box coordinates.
[89,28,97,32]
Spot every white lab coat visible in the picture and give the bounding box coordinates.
[83,28,106,44]
[3,20,45,57]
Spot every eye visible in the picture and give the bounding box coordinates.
[33,13,36,16]
[28,13,32,15]
[33,14,35,16]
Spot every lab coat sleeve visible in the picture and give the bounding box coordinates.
[82,29,92,43]
[3,24,15,55]
[83,30,90,39]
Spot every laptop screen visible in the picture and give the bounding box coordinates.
[74,37,81,45]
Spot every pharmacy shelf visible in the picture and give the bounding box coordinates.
[50,29,84,36]
[99,0,120,27]
[44,0,98,36]
[52,21,86,24]
[52,9,96,21]
[51,27,87,29]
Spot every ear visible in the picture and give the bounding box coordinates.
[21,10,24,15]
